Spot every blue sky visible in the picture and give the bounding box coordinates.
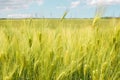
[0,0,120,18]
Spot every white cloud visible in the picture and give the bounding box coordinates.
[88,0,120,5]
[7,13,33,18]
[37,0,44,5]
[70,0,80,8]
[56,6,66,9]
[0,0,43,11]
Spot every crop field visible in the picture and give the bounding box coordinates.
[0,18,120,80]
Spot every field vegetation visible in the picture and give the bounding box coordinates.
[0,18,120,80]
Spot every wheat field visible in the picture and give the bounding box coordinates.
[0,18,120,80]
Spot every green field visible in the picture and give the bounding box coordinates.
[0,18,120,80]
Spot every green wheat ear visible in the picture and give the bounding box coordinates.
[92,6,105,28]
[61,9,69,21]
[92,16,100,28]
